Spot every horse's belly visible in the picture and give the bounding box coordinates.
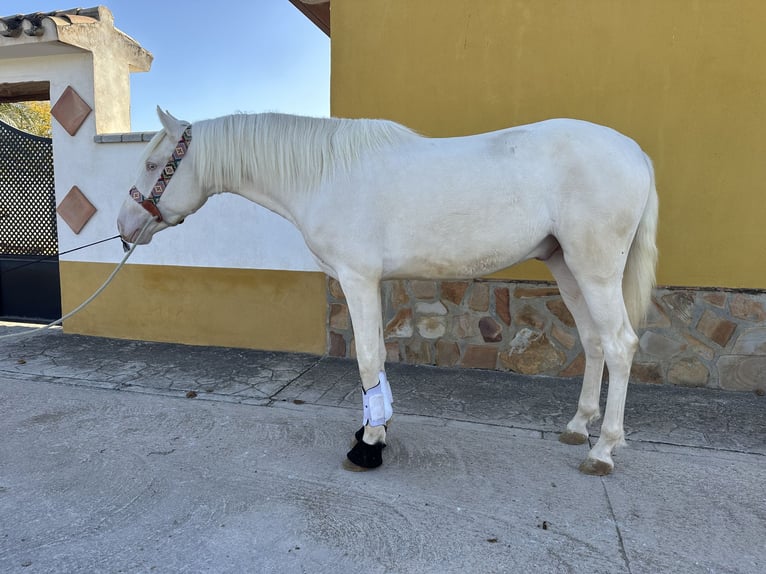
[381,234,555,280]
[384,255,510,280]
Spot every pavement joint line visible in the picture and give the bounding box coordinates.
[623,438,766,458]
[257,354,325,405]
[600,471,634,574]
[0,368,119,389]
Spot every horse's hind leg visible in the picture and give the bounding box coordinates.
[545,251,605,445]
[568,267,638,475]
[338,273,392,470]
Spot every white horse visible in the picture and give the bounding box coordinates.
[117,108,658,476]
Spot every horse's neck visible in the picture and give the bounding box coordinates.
[197,113,416,224]
[235,182,304,228]
[198,114,332,223]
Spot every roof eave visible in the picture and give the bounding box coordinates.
[288,0,330,37]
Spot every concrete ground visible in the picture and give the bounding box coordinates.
[0,325,764,574]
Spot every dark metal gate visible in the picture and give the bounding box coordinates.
[0,119,61,321]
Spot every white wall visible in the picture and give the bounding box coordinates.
[2,53,320,273]
[62,140,320,272]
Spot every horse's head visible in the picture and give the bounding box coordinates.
[117,107,205,244]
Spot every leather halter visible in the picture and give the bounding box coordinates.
[129,125,192,222]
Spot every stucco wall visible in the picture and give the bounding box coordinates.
[330,0,766,289]
[322,0,766,389]
[1,50,327,354]
[58,133,327,354]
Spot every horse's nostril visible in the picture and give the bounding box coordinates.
[178,219,185,225]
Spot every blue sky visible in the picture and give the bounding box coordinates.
[5,1,331,130]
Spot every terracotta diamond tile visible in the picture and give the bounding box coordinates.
[51,86,92,136]
[57,186,97,234]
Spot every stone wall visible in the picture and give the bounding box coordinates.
[327,278,766,392]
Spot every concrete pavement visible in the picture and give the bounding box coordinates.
[0,325,764,573]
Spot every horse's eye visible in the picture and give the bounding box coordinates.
[146,162,158,171]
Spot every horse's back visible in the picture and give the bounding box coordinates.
[488,118,649,174]
[492,118,653,213]
[402,118,652,215]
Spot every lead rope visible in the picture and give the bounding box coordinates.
[0,219,153,341]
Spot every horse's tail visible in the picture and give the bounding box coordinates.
[623,154,659,330]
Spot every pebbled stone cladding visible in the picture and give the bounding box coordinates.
[327,277,766,392]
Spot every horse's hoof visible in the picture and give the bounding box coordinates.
[349,426,364,449]
[578,457,613,476]
[559,430,589,445]
[346,436,385,470]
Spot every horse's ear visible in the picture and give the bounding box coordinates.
[156,106,183,135]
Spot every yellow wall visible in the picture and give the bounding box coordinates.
[331,0,766,288]
[59,262,328,354]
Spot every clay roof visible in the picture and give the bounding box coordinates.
[0,6,151,71]
[0,7,101,36]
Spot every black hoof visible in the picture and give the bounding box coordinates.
[346,426,385,469]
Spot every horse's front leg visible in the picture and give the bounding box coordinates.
[339,273,392,470]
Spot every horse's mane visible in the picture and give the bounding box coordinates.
[191,113,419,192]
